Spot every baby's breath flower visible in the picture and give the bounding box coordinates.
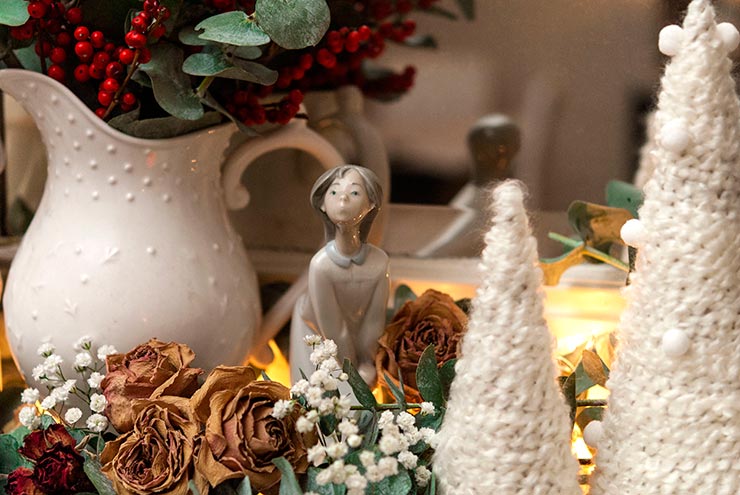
[379,434,404,455]
[50,386,70,402]
[398,450,418,469]
[64,408,82,425]
[335,396,352,419]
[420,427,439,448]
[364,465,384,483]
[271,399,294,419]
[396,411,415,431]
[359,450,376,468]
[90,393,107,413]
[43,354,63,373]
[62,379,77,392]
[318,398,336,415]
[316,469,333,486]
[339,372,349,382]
[326,442,348,459]
[290,379,310,396]
[40,396,57,410]
[327,460,347,484]
[305,410,320,423]
[347,434,362,448]
[345,473,367,492]
[338,419,359,437]
[86,413,108,432]
[74,352,93,369]
[21,388,40,404]
[415,465,432,487]
[296,416,314,434]
[303,334,322,346]
[305,386,323,407]
[319,357,340,372]
[96,345,117,361]
[377,456,399,477]
[420,401,436,415]
[73,335,93,351]
[37,342,55,357]
[378,410,395,430]
[87,372,104,389]
[19,406,39,429]
[32,364,46,382]
[307,444,327,466]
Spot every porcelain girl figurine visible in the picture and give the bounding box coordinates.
[290,165,390,385]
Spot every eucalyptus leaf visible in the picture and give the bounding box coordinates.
[393,284,416,313]
[307,467,347,495]
[319,413,338,437]
[342,358,377,409]
[184,48,277,84]
[272,457,302,495]
[108,108,223,139]
[383,372,406,408]
[361,412,380,449]
[606,180,643,218]
[0,435,31,474]
[201,93,258,136]
[0,0,29,27]
[403,34,438,49]
[83,456,116,495]
[40,414,55,429]
[188,480,202,495]
[438,358,456,399]
[416,345,444,407]
[425,472,436,495]
[139,43,204,121]
[195,11,270,46]
[232,45,262,60]
[236,476,252,495]
[574,361,595,396]
[179,25,211,46]
[255,0,330,49]
[373,470,412,495]
[13,46,42,72]
[7,426,30,445]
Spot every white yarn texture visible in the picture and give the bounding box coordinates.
[590,1,740,494]
[433,181,580,495]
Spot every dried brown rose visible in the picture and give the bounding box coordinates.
[376,289,467,401]
[101,338,202,432]
[191,366,309,495]
[100,397,206,495]
[6,468,44,495]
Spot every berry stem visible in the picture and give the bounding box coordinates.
[102,48,140,119]
[196,75,215,98]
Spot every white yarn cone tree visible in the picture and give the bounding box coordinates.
[433,181,580,495]
[591,1,740,494]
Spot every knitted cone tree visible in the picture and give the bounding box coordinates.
[434,181,580,495]
[590,1,740,494]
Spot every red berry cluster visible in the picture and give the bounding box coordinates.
[9,0,170,120]
[222,86,304,126]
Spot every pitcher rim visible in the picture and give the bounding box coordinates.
[0,68,236,147]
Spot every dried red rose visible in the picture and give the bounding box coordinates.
[100,397,205,495]
[191,366,310,495]
[8,424,93,495]
[376,289,467,401]
[101,338,202,432]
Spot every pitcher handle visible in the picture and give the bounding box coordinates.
[222,119,345,210]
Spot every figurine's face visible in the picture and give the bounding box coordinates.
[321,170,374,227]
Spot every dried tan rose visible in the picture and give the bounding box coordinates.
[376,289,467,401]
[101,339,203,432]
[191,366,309,495]
[100,397,206,495]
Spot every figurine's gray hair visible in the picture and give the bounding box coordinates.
[310,165,383,244]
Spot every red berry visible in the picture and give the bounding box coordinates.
[43,19,62,34]
[288,89,303,105]
[10,23,34,41]
[34,41,52,57]
[55,31,72,46]
[158,7,171,21]
[74,26,90,41]
[122,92,137,106]
[358,25,371,41]
[252,106,266,125]
[150,24,166,39]
[90,31,105,48]
[291,67,305,80]
[101,77,119,92]
[95,107,106,118]
[74,41,94,61]
[88,64,104,79]
[105,61,124,79]
[345,31,360,53]
[401,20,416,36]
[143,0,160,13]
[97,90,113,106]
[120,103,134,112]
[125,30,147,48]
[299,53,313,70]
[74,64,90,82]
[93,51,110,68]
[27,2,48,19]
[131,15,148,33]
[104,42,116,53]
[47,64,65,82]
[138,47,152,64]
[316,48,336,68]
[117,48,135,65]
[65,7,83,24]
[49,47,66,64]
[233,90,249,105]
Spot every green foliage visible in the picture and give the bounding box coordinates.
[307,468,347,495]
[438,358,456,398]
[383,372,407,409]
[236,475,252,495]
[342,359,377,409]
[574,349,609,396]
[416,345,444,408]
[372,470,412,495]
[273,457,303,495]
[424,472,436,495]
[183,46,278,84]
[0,0,29,27]
[139,44,204,120]
[195,11,270,46]
[83,456,117,495]
[0,434,31,474]
[254,0,330,49]
[108,108,223,139]
[606,180,643,218]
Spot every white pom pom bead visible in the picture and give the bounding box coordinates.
[661,329,690,358]
[660,120,691,153]
[718,23,740,52]
[620,218,646,248]
[583,421,604,448]
[659,25,684,56]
